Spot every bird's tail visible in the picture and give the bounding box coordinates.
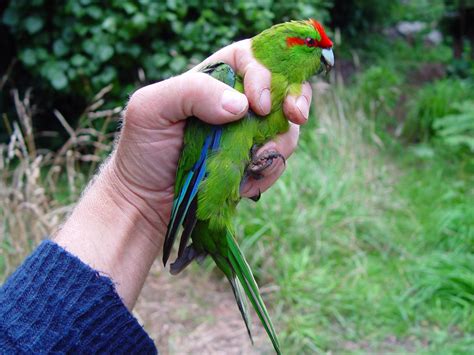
[225,230,281,355]
[228,276,253,343]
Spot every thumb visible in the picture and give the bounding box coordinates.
[126,72,249,129]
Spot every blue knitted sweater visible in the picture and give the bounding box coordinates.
[0,241,157,354]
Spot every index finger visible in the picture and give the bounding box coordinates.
[190,39,272,116]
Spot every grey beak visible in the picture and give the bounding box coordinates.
[321,48,334,73]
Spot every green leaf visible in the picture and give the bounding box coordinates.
[86,6,103,19]
[131,13,147,30]
[102,17,117,32]
[123,3,138,14]
[36,48,49,61]
[443,135,474,151]
[171,20,183,33]
[152,53,169,67]
[83,40,96,55]
[53,39,69,57]
[2,7,19,26]
[24,16,44,34]
[50,71,68,90]
[20,49,37,66]
[71,54,87,67]
[67,67,77,80]
[169,55,187,73]
[98,66,117,84]
[98,45,114,62]
[167,0,177,10]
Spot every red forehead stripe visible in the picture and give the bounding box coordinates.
[286,37,305,47]
[310,19,333,48]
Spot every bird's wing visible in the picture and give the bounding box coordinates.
[162,62,237,266]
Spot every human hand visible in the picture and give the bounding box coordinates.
[111,39,313,238]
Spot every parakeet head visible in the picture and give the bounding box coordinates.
[252,19,334,83]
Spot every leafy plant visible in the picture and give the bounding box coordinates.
[236,84,474,352]
[403,79,473,141]
[330,0,398,38]
[433,101,474,152]
[391,0,446,23]
[356,65,401,121]
[406,252,474,309]
[2,0,330,102]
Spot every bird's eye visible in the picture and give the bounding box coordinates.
[305,38,316,47]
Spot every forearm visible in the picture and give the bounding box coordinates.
[0,241,156,353]
[54,156,166,309]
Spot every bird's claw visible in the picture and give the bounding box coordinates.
[247,149,286,178]
[249,189,261,202]
[239,147,284,201]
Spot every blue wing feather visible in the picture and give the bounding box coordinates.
[162,126,222,265]
[163,62,235,266]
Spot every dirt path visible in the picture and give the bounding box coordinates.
[134,262,271,354]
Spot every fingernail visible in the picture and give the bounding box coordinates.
[222,90,248,115]
[259,88,271,115]
[296,96,309,120]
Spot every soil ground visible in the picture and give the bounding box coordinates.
[134,262,272,354]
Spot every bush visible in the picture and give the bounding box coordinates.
[356,65,401,120]
[330,0,398,38]
[391,0,446,23]
[403,79,473,142]
[2,0,330,103]
[433,100,474,153]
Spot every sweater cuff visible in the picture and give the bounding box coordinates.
[0,240,157,354]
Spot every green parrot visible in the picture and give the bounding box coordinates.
[162,19,334,354]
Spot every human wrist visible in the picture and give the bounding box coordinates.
[104,154,170,239]
[54,155,165,308]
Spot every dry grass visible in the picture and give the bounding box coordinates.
[0,86,121,280]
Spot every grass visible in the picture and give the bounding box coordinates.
[1,58,473,354]
[235,82,474,353]
[0,87,118,280]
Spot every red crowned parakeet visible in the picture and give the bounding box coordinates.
[162,19,334,354]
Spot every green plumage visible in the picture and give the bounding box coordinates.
[163,19,333,354]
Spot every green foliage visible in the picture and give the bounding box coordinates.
[356,65,401,120]
[433,101,474,152]
[359,34,453,76]
[448,40,474,79]
[2,0,330,101]
[234,83,474,352]
[391,0,446,22]
[330,0,447,40]
[403,79,474,142]
[331,0,398,37]
[407,252,474,309]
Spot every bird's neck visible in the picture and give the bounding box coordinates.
[270,73,303,113]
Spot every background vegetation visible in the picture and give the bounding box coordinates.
[1,0,473,353]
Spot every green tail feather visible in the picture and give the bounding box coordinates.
[228,276,253,343]
[226,230,281,355]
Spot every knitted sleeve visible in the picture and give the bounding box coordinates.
[0,240,157,354]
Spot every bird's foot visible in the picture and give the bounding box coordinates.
[240,146,285,201]
[247,148,286,179]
